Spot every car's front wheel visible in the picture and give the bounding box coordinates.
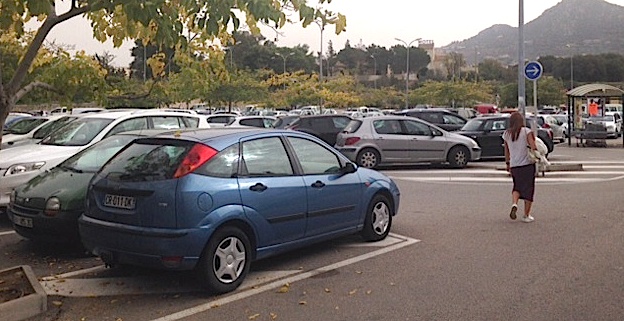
[197,226,251,294]
[447,146,469,168]
[361,194,392,242]
[357,148,380,169]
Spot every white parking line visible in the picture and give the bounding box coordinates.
[152,233,419,321]
[0,230,16,237]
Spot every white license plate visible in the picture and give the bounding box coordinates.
[104,194,136,210]
[13,215,33,228]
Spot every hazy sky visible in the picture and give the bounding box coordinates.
[45,0,624,67]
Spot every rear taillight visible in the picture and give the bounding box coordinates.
[345,137,361,145]
[174,144,217,178]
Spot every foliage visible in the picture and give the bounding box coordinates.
[412,81,495,107]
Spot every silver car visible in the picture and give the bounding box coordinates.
[335,116,481,169]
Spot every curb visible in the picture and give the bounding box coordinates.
[0,265,47,321]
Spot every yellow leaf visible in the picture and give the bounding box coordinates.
[299,300,307,305]
[277,285,289,293]
[349,289,357,295]
[248,313,260,320]
[52,301,63,306]
[270,312,278,320]
[324,288,331,293]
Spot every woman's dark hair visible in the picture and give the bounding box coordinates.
[508,112,525,141]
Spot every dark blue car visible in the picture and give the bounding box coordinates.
[79,128,400,294]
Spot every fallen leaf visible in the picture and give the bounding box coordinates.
[349,289,357,295]
[390,282,396,286]
[270,312,278,320]
[356,270,363,274]
[277,284,290,293]
[248,313,260,320]
[52,301,63,307]
[299,300,307,305]
[110,299,118,304]
[324,288,331,293]
[366,290,372,295]
[210,304,220,308]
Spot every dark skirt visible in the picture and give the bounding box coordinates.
[510,164,536,202]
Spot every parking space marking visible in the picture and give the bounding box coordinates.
[0,230,16,237]
[152,233,419,321]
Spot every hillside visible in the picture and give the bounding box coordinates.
[443,0,624,65]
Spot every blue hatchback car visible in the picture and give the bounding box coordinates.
[78,128,400,293]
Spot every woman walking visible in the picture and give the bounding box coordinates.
[503,112,538,223]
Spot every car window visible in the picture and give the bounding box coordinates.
[442,114,466,125]
[61,135,137,172]
[331,117,351,130]
[5,118,48,134]
[419,112,440,123]
[240,118,264,128]
[288,137,341,175]
[485,119,507,131]
[403,120,431,136]
[33,116,76,139]
[107,117,148,137]
[373,120,403,135]
[181,116,199,128]
[41,118,113,146]
[241,137,293,177]
[262,118,274,128]
[208,116,233,124]
[342,120,362,134]
[99,139,192,182]
[461,118,487,131]
[196,144,240,178]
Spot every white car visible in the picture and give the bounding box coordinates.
[587,112,622,138]
[0,110,209,209]
[226,116,276,128]
[2,115,66,148]
[204,114,239,127]
[2,115,81,149]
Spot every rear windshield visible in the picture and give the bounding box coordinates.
[341,120,363,134]
[41,118,113,146]
[33,116,76,139]
[460,118,487,131]
[98,139,194,182]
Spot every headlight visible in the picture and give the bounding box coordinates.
[4,162,45,176]
[44,197,61,217]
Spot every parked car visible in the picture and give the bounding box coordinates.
[204,114,238,127]
[0,110,209,210]
[550,114,571,139]
[335,116,481,169]
[7,130,170,243]
[394,108,468,132]
[527,114,564,143]
[1,115,67,148]
[78,129,400,294]
[3,112,32,129]
[3,115,81,149]
[456,114,555,158]
[226,116,276,128]
[586,112,622,138]
[285,114,352,146]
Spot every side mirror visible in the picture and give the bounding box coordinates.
[341,162,357,175]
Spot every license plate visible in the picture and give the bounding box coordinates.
[13,215,33,228]
[104,194,136,210]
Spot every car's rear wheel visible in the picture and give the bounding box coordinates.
[361,194,392,242]
[357,148,380,169]
[196,226,251,294]
[447,146,469,168]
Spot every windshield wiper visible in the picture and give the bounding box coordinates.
[59,164,84,174]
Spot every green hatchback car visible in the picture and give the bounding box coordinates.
[7,130,167,243]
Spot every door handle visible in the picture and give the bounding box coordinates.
[249,183,268,192]
[311,180,326,188]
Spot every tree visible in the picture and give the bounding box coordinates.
[0,0,346,145]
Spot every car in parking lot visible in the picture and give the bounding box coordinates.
[586,112,622,138]
[1,115,66,148]
[0,110,209,210]
[456,114,554,158]
[393,108,468,131]
[7,131,168,243]
[226,116,276,128]
[78,128,400,294]
[335,116,481,169]
[285,114,352,146]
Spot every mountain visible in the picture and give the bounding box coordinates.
[442,0,624,65]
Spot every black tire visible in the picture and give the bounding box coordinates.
[196,226,251,294]
[357,148,380,169]
[447,146,469,168]
[361,194,393,242]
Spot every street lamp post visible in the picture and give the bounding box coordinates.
[518,0,526,117]
[276,52,294,90]
[566,44,574,90]
[370,54,377,89]
[395,37,421,109]
[315,20,326,110]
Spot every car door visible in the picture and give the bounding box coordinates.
[286,136,362,237]
[237,136,308,244]
[371,119,410,162]
[402,119,446,161]
[479,118,507,157]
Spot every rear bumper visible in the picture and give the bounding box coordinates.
[78,215,211,271]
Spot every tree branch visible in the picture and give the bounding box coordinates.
[14,81,64,103]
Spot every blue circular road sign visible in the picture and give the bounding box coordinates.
[524,61,543,81]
